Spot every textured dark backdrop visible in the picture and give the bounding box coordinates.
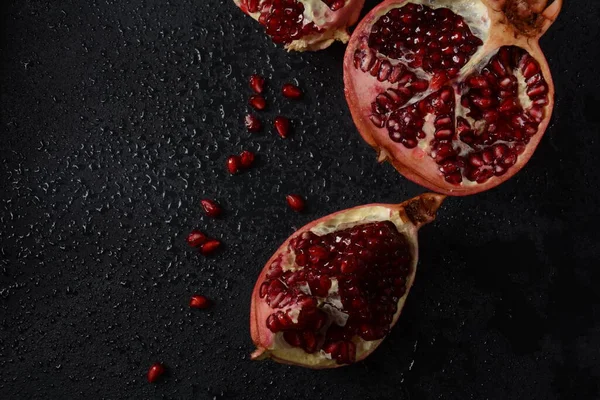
[1,0,599,399]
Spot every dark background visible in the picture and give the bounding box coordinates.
[1,0,599,399]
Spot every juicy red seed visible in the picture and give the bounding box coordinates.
[201,199,222,217]
[187,230,207,247]
[227,155,241,174]
[147,363,165,383]
[249,74,265,94]
[189,295,210,309]
[245,114,262,132]
[274,116,291,138]
[249,95,266,110]
[282,83,302,99]
[200,240,221,255]
[240,150,255,168]
[286,194,305,212]
[259,0,307,44]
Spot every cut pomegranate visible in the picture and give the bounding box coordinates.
[234,0,366,51]
[245,114,262,133]
[274,116,291,138]
[286,194,305,212]
[240,150,256,168]
[249,95,267,111]
[227,155,242,174]
[201,199,222,218]
[250,74,265,94]
[201,240,221,256]
[343,0,562,195]
[187,230,208,247]
[250,193,445,368]
[147,363,165,383]
[282,83,302,99]
[190,295,210,309]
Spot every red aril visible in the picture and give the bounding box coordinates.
[245,114,262,133]
[249,95,267,111]
[147,363,165,383]
[282,83,303,99]
[187,230,208,247]
[201,199,222,218]
[343,0,562,195]
[250,74,265,94]
[190,295,210,309]
[274,116,291,138]
[250,193,445,368]
[201,240,221,256]
[227,155,242,174]
[286,194,305,212]
[234,0,366,51]
[240,150,256,168]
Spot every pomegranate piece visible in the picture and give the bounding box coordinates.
[190,295,210,309]
[234,0,367,51]
[343,0,563,195]
[286,194,305,212]
[250,193,445,368]
[147,363,165,383]
[249,95,267,111]
[274,116,291,138]
[249,74,265,94]
[200,240,221,256]
[282,83,302,99]
[201,199,222,218]
[187,230,208,247]
[227,155,242,174]
[240,150,256,168]
[245,114,262,133]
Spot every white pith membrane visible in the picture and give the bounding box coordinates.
[347,0,551,187]
[256,206,419,368]
[233,0,365,51]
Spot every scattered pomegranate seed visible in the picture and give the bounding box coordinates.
[282,83,302,99]
[227,155,241,174]
[249,74,265,94]
[274,116,291,138]
[286,194,305,212]
[201,199,222,218]
[249,94,266,110]
[240,150,256,168]
[189,294,210,309]
[201,240,221,255]
[245,114,262,133]
[187,230,207,247]
[147,363,165,383]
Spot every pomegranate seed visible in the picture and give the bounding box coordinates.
[189,294,210,309]
[147,363,165,383]
[274,116,291,138]
[249,74,265,94]
[240,150,255,168]
[187,230,207,247]
[200,240,221,255]
[282,83,302,99]
[227,155,241,174]
[201,199,222,218]
[286,194,305,212]
[249,95,266,110]
[245,114,262,132]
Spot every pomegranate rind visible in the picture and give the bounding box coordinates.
[343,0,562,196]
[250,193,444,368]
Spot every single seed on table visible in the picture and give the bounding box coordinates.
[245,114,262,132]
[286,194,305,212]
[189,294,210,309]
[249,95,267,110]
[274,116,291,138]
[282,83,302,99]
[200,240,221,255]
[240,150,255,168]
[227,155,241,174]
[201,199,222,218]
[187,230,207,247]
[147,363,165,383]
[249,74,265,94]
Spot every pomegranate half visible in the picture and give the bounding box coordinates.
[250,193,444,368]
[344,0,562,195]
[234,0,366,51]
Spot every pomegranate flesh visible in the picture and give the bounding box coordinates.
[250,193,445,368]
[344,0,562,195]
[234,0,366,51]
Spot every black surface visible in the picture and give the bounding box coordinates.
[1,0,600,399]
